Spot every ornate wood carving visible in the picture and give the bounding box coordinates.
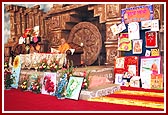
[50,16,60,30]
[106,4,120,19]
[153,4,160,19]
[68,22,102,65]
[126,4,145,8]
[105,45,118,66]
[93,4,106,23]
[106,23,120,41]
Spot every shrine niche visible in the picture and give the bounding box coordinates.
[68,22,102,66]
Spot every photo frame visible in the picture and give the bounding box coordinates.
[65,76,84,100]
[145,31,158,48]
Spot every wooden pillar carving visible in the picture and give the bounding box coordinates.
[105,4,122,66]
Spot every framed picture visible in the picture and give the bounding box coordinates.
[128,22,140,40]
[41,72,57,96]
[145,31,158,48]
[65,76,84,100]
[11,55,22,89]
[132,39,142,54]
[140,56,161,89]
[140,56,161,76]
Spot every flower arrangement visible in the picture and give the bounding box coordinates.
[18,74,29,91]
[30,77,42,94]
[20,80,29,90]
[4,68,14,89]
[60,60,75,80]
[49,58,59,72]
[37,58,49,71]
[81,71,90,90]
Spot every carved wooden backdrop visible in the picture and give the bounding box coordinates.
[68,22,102,65]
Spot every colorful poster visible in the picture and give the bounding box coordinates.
[140,56,161,89]
[118,33,132,51]
[11,55,21,89]
[132,39,142,54]
[65,76,84,100]
[128,22,140,40]
[121,5,154,24]
[145,31,158,48]
[41,72,57,96]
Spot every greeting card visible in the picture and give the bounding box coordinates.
[145,31,158,48]
[118,22,126,33]
[145,50,151,56]
[110,24,119,35]
[115,57,125,69]
[151,19,159,31]
[128,22,140,40]
[151,74,163,90]
[118,33,132,51]
[129,76,140,88]
[132,39,142,54]
[151,49,160,56]
[141,20,151,30]
[114,56,139,77]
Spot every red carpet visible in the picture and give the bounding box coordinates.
[3,86,165,112]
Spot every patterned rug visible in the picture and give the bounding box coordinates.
[88,89,164,110]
